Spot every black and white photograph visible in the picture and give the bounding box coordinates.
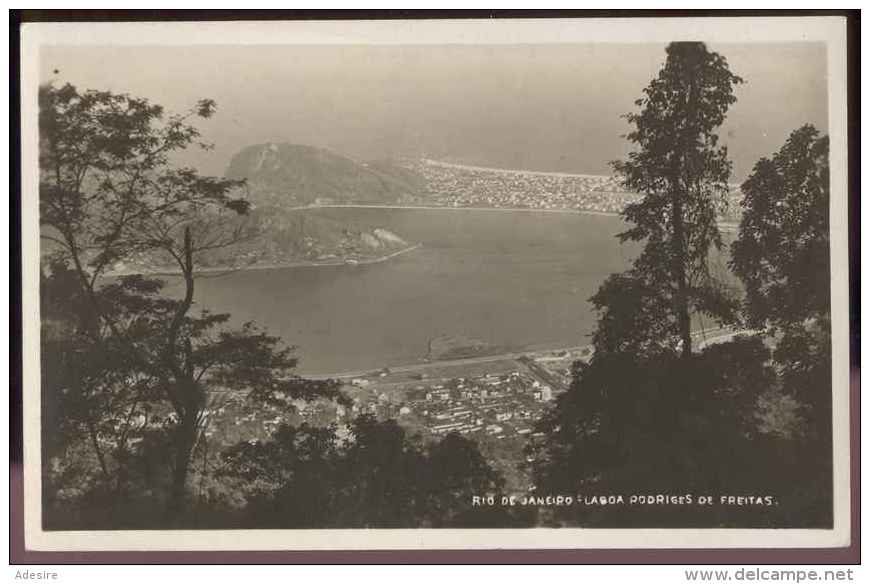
[16,15,853,553]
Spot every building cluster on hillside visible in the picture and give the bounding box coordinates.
[349,370,561,440]
[199,369,562,450]
[201,390,342,447]
[200,347,590,451]
[400,159,743,220]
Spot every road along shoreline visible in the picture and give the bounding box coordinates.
[302,326,739,381]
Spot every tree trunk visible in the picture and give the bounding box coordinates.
[672,61,703,360]
[167,413,198,520]
[671,191,693,359]
[164,226,201,521]
[87,421,110,482]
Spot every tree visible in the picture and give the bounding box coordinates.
[731,125,830,330]
[588,271,679,357]
[525,44,819,528]
[218,416,511,528]
[422,432,506,527]
[39,83,343,522]
[730,125,832,525]
[731,123,831,424]
[527,336,782,527]
[40,263,171,508]
[215,423,341,527]
[39,84,243,321]
[612,42,743,359]
[730,124,831,434]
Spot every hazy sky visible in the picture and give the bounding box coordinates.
[40,43,828,179]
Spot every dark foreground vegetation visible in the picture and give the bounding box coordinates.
[40,42,831,529]
[527,43,832,528]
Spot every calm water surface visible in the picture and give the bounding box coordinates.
[174,209,636,374]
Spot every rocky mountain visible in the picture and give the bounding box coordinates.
[201,143,423,270]
[105,145,424,274]
[225,143,423,207]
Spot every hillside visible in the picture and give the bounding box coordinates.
[209,143,422,270]
[225,143,423,206]
[104,144,425,275]
[220,208,412,267]
[107,209,413,275]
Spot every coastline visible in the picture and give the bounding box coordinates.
[288,203,622,217]
[300,326,735,380]
[286,203,740,229]
[107,206,738,277]
[112,243,423,277]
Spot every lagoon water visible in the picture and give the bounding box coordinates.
[176,208,637,374]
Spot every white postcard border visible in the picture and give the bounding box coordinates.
[19,15,852,552]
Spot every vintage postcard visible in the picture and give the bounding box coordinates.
[18,16,852,552]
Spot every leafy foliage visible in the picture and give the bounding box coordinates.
[589,271,680,357]
[612,42,743,357]
[39,84,251,286]
[729,126,833,525]
[529,46,832,528]
[731,125,830,330]
[218,416,513,528]
[38,84,344,523]
[39,83,513,531]
[527,336,794,527]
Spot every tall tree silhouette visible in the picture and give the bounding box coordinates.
[731,125,830,331]
[731,124,831,431]
[39,83,343,521]
[612,42,743,358]
[525,43,804,528]
[731,125,832,525]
